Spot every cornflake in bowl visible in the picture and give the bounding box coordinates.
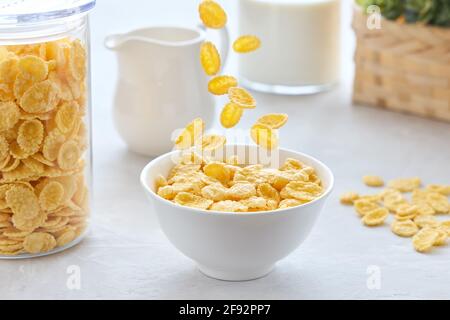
[141,145,334,281]
[155,150,324,212]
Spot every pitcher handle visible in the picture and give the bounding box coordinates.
[218,26,230,71]
[199,25,230,71]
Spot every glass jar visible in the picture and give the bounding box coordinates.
[0,0,95,258]
[237,0,341,95]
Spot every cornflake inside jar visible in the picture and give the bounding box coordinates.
[0,39,90,256]
[155,154,324,212]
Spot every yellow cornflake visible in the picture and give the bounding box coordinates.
[1,157,20,172]
[340,192,360,205]
[13,72,33,99]
[68,40,86,81]
[0,243,23,254]
[12,210,46,234]
[356,194,381,203]
[203,162,231,185]
[415,202,435,216]
[257,183,280,203]
[250,123,278,150]
[19,80,59,114]
[22,157,44,175]
[155,175,168,190]
[284,181,322,202]
[47,71,73,101]
[414,215,439,229]
[32,153,55,167]
[56,227,77,247]
[9,141,29,160]
[175,118,205,150]
[5,185,40,220]
[72,175,87,207]
[388,177,421,193]
[362,207,389,227]
[0,56,19,84]
[199,0,227,29]
[383,189,407,213]
[363,175,384,187]
[173,192,213,210]
[0,47,8,61]
[280,159,304,172]
[412,227,439,253]
[395,203,418,221]
[208,75,237,95]
[228,183,256,201]
[0,101,21,132]
[257,114,288,130]
[0,83,14,102]
[42,130,64,156]
[2,127,18,143]
[240,196,269,211]
[17,119,44,155]
[220,103,243,129]
[55,101,79,133]
[278,199,306,209]
[0,238,21,246]
[426,184,450,196]
[169,164,202,179]
[354,199,379,217]
[201,183,228,202]
[39,181,65,211]
[2,228,33,239]
[228,87,256,109]
[425,192,449,214]
[433,228,448,246]
[4,162,39,182]
[196,134,226,152]
[179,151,207,166]
[57,139,80,170]
[411,189,427,204]
[23,232,56,254]
[391,219,419,237]
[0,135,9,162]
[200,41,221,76]
[18,55,48,83]
[41,216,64,229]
[267,172,291,191]
[441,221,450,236]
[0,154,12,171]
[210,200,248,212]
[157,183,201,201]
[233,35,261,53]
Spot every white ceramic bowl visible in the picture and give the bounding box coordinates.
[140,145,334,281]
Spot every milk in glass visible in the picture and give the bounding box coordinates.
[238,0,341,95]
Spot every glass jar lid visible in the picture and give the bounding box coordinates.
[0,0,96,25]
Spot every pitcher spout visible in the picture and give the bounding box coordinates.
[105,26,211,52]
[104,34,128,51]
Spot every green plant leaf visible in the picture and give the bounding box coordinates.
[356,0,450,27]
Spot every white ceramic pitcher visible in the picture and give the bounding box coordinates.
[105,25,229,157]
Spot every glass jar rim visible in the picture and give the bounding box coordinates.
[0,0,96,26]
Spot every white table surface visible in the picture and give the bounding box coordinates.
[2,0,450,300]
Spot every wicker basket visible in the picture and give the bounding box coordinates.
[353,8,450,122]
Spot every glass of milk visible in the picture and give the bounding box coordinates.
[238,0,341,95]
